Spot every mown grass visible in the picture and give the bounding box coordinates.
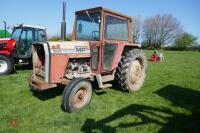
[0,50,200,133]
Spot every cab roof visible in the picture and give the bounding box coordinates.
[75,7,132,21]
[15,24,46,30]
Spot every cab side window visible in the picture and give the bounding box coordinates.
[27,30,33,42]
[20,29,33,43]
[20,30,26,42]
[38,30,46,41]
[27,30,33,46]
[105,16,128,40]
[19,29,33,55]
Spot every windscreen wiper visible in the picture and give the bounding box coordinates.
[86,10,96,24]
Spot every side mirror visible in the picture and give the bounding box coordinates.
[38,33,47,41]
[78,23,82,33]
[41,34,46,38]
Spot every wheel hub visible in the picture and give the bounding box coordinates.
[129,60,142,84]
[0,60,8,73]
[72,88,87,108]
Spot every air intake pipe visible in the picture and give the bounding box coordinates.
[3,21,6,37]
[61,1,66,41]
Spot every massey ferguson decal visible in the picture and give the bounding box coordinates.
[51,46,90,54]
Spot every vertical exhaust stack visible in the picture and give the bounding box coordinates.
[3,21,6,37]
[61,1,66,41]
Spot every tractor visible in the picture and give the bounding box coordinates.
[29,7,147,113]
[0,24,46,75]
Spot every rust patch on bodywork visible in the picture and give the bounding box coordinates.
[50,53,90,83]
[30,77,57,90]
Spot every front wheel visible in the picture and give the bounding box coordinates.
[0,55,14,75]
[61,78,93,113]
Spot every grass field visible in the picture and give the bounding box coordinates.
[0,50,200,133]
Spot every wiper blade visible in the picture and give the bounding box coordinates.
[86,10,96,24]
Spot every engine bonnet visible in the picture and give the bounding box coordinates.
[0,38,12,43]
[48,41,90,54]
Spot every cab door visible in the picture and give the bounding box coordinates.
[75,12,102,73]
[102,13,130,72]
[17,28,34,58]
[90,41,101,72]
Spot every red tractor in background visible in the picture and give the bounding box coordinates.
[0,24,47,75]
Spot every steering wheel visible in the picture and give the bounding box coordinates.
[92,31,99,40]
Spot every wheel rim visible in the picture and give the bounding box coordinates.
[72,87,88,109]
[129,59,143,85]
[0,60,8,73]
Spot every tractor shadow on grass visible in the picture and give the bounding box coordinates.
[15,64,33,71]
[81,104,173,133]
[32,84,65,101]
[81,84,200,133]
[155,84,200,132]
[32,81,107,101]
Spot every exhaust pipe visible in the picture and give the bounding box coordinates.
[61,1,66,41]
[3,21,6,37]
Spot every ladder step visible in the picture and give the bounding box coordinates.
[95,74,113,89]
[99,83,112,89]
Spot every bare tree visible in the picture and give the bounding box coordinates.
[142,14,182,48]
[132,16,142,43]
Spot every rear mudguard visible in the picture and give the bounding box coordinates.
[0,54,14,63]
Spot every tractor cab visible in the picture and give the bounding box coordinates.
[0,24,46,75]
[11,24,47,60]
[72,7,133,72]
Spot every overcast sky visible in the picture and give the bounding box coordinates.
[0,0,200,42]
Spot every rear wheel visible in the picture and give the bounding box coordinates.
[115,49,147,92]
[61,78,92,113]
[0,55,14,75]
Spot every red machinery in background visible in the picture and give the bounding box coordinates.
[0,24,46,75]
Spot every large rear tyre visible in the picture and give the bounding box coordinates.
[0,55,14,75]
[115,49,147,92]
[61,78,93,113]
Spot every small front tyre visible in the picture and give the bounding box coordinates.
[0,54,14,75]
[61,78,93,113]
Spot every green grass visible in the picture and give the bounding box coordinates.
[0,50,200,133]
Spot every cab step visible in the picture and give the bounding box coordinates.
[95,72,115,89]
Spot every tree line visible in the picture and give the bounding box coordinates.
[133,14,198,49]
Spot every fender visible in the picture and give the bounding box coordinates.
[0,38,16,56]
[0,50,10,56]
[0,53,15,63]
[110,43,141,71]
